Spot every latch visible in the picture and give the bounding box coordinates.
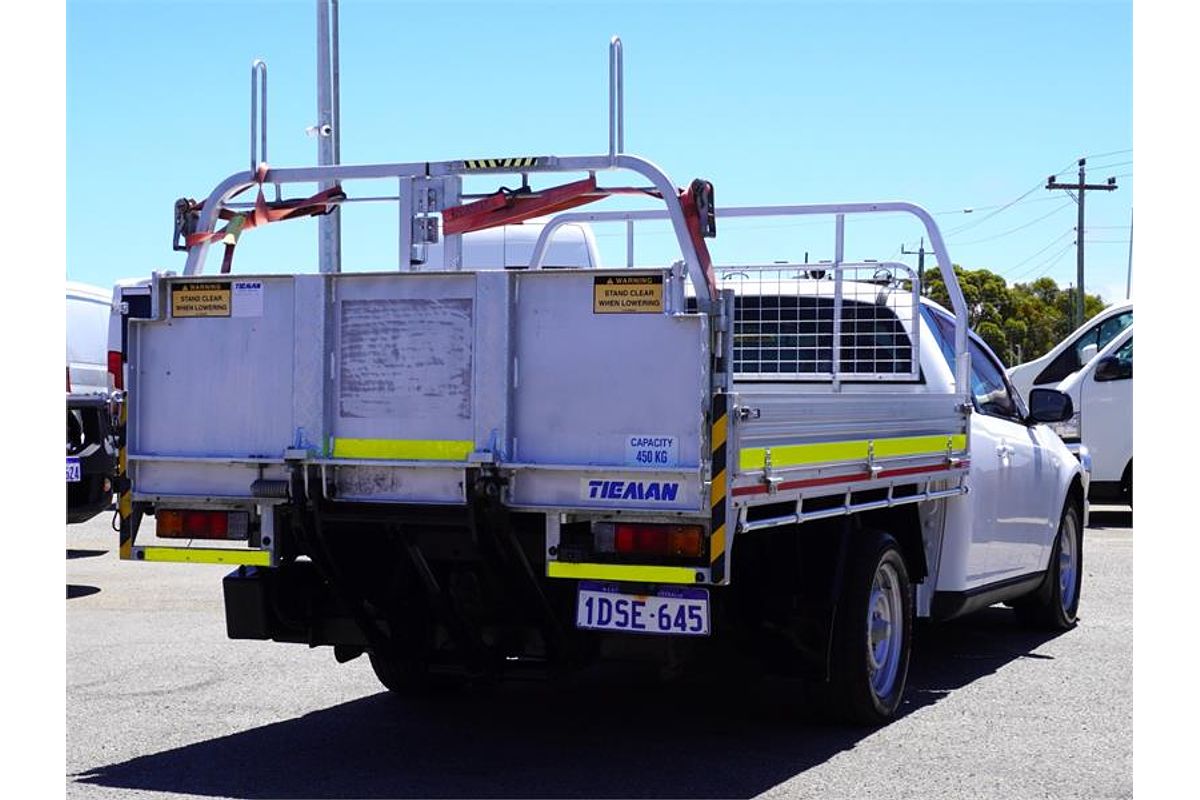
[736,406,761,422]
[866,440,882,480]
[762,448,781,495]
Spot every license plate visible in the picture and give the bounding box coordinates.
[575,581,709,636]
[66,457,81,483]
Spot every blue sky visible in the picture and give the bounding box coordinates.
[67,0,1132,301]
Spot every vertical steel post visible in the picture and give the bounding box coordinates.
[609,37,623,159]
[316,0,342,274]
[831,214,845,390]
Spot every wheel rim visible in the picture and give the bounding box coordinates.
[1058,512,1079,612]
[867,561,904,699]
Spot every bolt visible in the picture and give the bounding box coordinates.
[548,546,558,556]
[262,536,272,547]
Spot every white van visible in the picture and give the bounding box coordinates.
[1051,325,1132,505]
[67,281,119,523]
[1009,300,1132,404]
[67,282,114,395]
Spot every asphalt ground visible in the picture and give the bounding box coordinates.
[66,508,1132,800]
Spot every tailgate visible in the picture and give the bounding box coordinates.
[127,269,710,513]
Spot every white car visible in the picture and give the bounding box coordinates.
[1049,325,1133,505]
[1009,300,1132,405]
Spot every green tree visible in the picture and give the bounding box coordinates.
[924,265,1107,367]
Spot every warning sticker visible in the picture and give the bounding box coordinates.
[171,282,231,318]
[593,275,664,314]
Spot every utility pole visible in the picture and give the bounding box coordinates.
[901,237,929,294]
[1046,158,1118,328]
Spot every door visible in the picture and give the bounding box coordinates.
[1079,336,1133,486]
[927,309,1054,581]
[965,336,1056,577]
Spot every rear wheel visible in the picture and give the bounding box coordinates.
[813,530,914,726]
[367,649,467,696]
[1013,504,1082,630]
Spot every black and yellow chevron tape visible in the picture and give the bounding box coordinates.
[463,157,539,170]
[710,392,729,583]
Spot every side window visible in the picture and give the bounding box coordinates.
[921,306,958,374]
[1094,311,1133,352]
[1033,345,1080,386]
[922,307,1023,420]
[967,338,1022,420]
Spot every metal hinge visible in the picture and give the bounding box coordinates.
[413,216,440,244]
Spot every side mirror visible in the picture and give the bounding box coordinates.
[1094,355,1132,382]
[1029,388,1074,423]
[1079,342,1098,365]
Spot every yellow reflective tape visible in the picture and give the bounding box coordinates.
[709,525,725,563]
[547,561,699,585]
[740,433,967,471]
[712,414,727,452]
[331,438,473,461]
[711,469,726,506]
[138,547,271,566]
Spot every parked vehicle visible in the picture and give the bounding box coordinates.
[1051,326,1132,505]
[1009,300,1132,404]
[108,35,1087,727]
[67,282,119,523]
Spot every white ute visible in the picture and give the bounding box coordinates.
[109,37,1088,726]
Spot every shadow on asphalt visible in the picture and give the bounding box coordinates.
[1088,509,1133,530]
[75,607,1064,799]
[67,549,108,560]
[67,585,101,600]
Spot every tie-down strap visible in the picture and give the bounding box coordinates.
[179,163,346,273]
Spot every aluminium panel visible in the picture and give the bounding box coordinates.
[132,277,296,458]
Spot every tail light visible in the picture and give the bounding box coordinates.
[107,350,124,391]
[156,509,249,540]
[594,523,705,559]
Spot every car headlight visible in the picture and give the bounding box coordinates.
[1050,411,1081,442]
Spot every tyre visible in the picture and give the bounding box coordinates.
[367,649,466,696]
[813,530,914,726]
[1013,503,1082,630]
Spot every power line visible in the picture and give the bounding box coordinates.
[940,158,1078,239]
[1081,148,1132,161]
[999,228,1074,278]
[952,201,1074,246]
[1009,240,1075,283]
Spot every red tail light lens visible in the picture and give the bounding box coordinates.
[156,509,248,540]
[107,351,124,391]
[611,524,704,558]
